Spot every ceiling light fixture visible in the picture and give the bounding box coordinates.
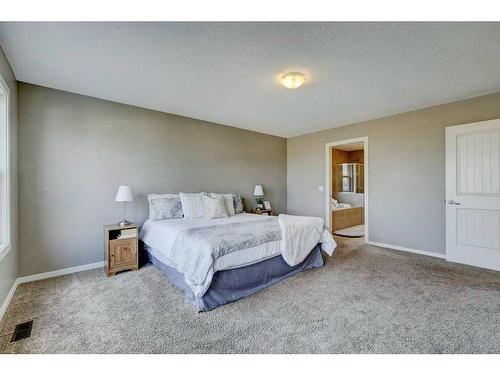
[280,72,307,89]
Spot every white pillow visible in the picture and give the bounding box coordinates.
[210,193,235,216]
[203,195,228,219]
[179,192,206,218]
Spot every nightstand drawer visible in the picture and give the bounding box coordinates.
[109,238,137,268]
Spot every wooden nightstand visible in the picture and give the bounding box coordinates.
[253,209,274,216]
[104,223,139,277]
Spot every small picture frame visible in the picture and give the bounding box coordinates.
[263,201,271,210]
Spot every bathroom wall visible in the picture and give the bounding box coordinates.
[334,192,364,208]
[347,150,364,163]
[331,149,348,193]
[331,149,349,165]
[331,149,364,166]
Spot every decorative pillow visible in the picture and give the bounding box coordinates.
[210,193,235,216]
[147,193,182,220]
[203,195,228,219]
[149,196,183,221]
[147,193,179,202]
[179,192,207,218]
[233,194,244,214]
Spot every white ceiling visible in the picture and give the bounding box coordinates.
[333,142,364,151]
[1,22,499,138]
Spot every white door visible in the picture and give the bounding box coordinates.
[446,119,500,271]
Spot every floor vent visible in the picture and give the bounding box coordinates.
[11,320,33,342]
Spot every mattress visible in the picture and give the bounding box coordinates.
[140,213,282,271]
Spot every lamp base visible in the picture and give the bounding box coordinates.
[118,219,131,227]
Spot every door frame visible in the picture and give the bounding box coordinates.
[325,136,369,241]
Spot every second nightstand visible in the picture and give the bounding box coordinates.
[104,223,139,277]
[253,209,274,216]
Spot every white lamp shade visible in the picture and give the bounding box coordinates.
[253,185,264,196]
[115,186,133,202]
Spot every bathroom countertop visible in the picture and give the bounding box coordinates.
[331,206,362,211]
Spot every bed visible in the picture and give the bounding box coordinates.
[140,213,336,311]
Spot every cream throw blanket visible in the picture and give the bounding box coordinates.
[279,214,336,266]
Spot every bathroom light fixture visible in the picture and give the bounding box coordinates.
[280,72,307,89]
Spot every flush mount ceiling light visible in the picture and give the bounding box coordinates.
[280,72,307,89]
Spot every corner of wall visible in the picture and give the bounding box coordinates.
[0,46,19,320]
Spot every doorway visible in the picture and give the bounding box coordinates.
[325,137,368,241]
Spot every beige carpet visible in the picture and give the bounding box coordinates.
[1,237,499,354]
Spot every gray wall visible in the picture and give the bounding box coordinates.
[0,47,17,308]
[288,92,500,255]
[18,83,286,276]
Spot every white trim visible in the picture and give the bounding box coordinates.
[367,241,446,259]
[325,136,369,241]
[0,72,11,262]
[16,261,104,284]
[0,244,11,262]
[0,278,18,322]
[0,261,105,323]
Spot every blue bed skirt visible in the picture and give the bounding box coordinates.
[144,244,324,312]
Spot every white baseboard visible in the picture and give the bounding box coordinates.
[0,278,19,322]
[366,241,446,259]
[0,261,104,323]
[16,261,105,284]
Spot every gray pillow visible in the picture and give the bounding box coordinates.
[233,195,244,214]
[149,196,183,221]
